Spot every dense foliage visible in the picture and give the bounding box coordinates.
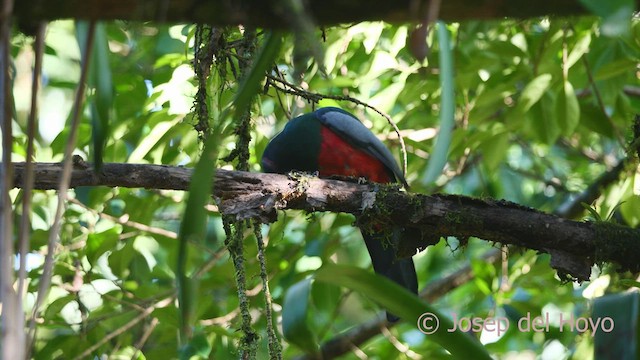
[7,8,640,359]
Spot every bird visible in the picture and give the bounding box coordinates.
[261,106,418,322]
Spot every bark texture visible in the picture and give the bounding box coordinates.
[11,0,619,29]
[13,161,640,281]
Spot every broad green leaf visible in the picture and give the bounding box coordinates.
[108,239,137,277]
[620,195,640,227]
[618,279,640,288]
[311,280,341,324]
[315,264,492,359]
[369,79,406,113]
[422,22,454,187]
[517,74,553,113]
[44,295,77,320]
[525,92,560,144]
[77,21,113,171]
[474,81,516,108]
[86,227,120,266]
[593,291,639,358]
[479,129,509,171]
[50,124,92,156]
[176,125,222,343]
[556,81,580,135]
[179,330,213,360]
[565,32,592,69]
[364,52,400,82]
[580,102,614,137]
[282,278,318,354]
[128,117,180,162]
[362,22,385,54]
[580,0,633,36]
[594,58,637,81]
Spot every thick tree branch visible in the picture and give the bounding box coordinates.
[306,158,636,359]
[12,0,630,30]
[12,161,640,280]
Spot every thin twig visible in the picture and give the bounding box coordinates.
[191,246,229,282]
[19,21,45,301]
[28,20,97,348]
[22,25,47,360]
[570,23,625,147]
[68,197,179,239]
[576,85,640,98]
[0,0,22,357]
[131,317,159,360]
[200,308,241,326]
[380,326,421,359]
[72,296,174,360]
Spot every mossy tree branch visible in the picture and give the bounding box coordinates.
[12,161,640,281]
[13,0,636,31]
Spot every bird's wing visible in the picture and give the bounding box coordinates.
[315,107,408,187]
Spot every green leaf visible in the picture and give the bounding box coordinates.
[620,195,640,227]
[581,202,602,221]
[565,32,591,70]
[179,330,212,360]
[580,0,633,37]
[422,22,454,187]
[618,279,640,288]
[369,78,406,113]
[175,129,220,342]
[593,291,639,358]
[282,278,318,354]
[51,124,92,156]
[86,227,120,266]
[479,128,509,171]
[361,22,385,54]
[556,81,580,135]
[77,21,113,171]
[44,295,77,320]
[525,92,560,144]
[128,116,180,162]
[580,102,614,137]
[311,280,341,324]
[517,74,553,113]
[594,58,638,81]
[314,264,492,359]
[108,239,137,277]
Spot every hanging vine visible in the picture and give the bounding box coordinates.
[193,23,282,359]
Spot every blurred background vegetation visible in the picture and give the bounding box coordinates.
[6,3,640,358]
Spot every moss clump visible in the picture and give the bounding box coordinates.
[593,221,640,272]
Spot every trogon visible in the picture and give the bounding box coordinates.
[261,106,418,322]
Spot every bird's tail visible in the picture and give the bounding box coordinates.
[362,228,418,322]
